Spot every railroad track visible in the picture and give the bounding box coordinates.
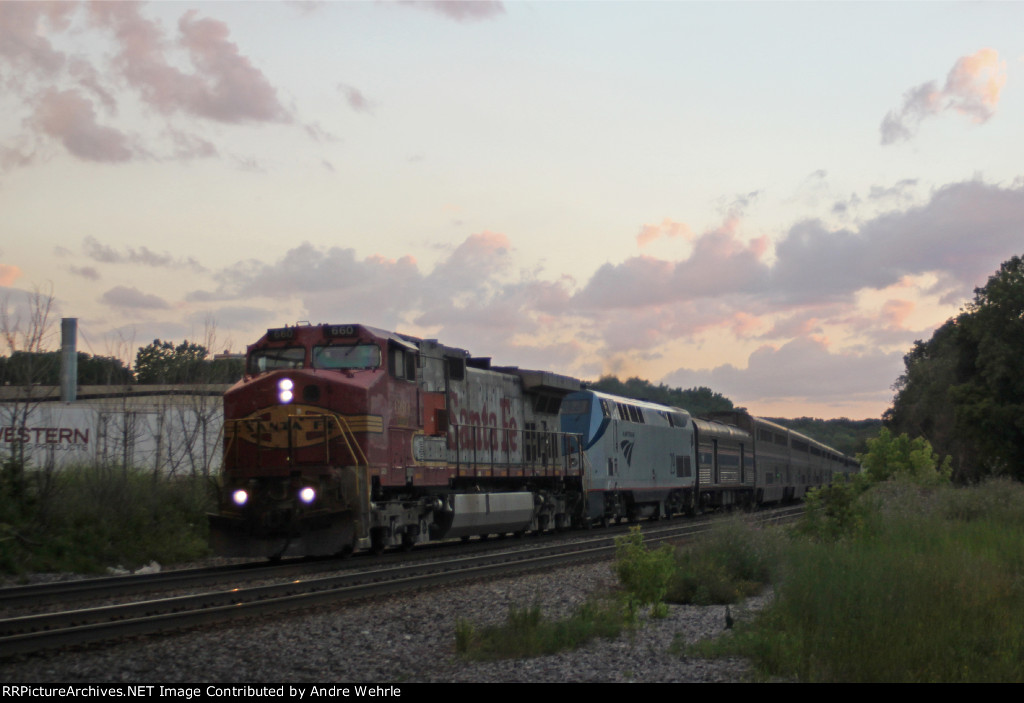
[0,505,801,659]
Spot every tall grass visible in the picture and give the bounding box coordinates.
[1,462,212,575]
[454,599,625,660]
[667,516,778,605]
[699,480,1024,682]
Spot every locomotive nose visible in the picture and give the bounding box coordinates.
[263,507,292,530]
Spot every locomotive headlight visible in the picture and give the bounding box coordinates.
[231,489,249,506]
[278,378,294,404]
[298,486,316,504]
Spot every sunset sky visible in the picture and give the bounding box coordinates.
[2,1,1023,420]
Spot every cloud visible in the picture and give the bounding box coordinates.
[195,231,574,354]
[573,215,771,309]
[663,337,904,412]
[773,180,1024,304]
[425,231,511,293]
[881,49,1006,145]
[576,180,1024,317]
[29,89,136,163]
[636,219,693,248]
[101,286,171,309]
[82,237,206,271]
[397,1,506,23]
[0,2,75,83]
[68,265,100,281]
[87,3,291,124]
[1,3,294,168]
[0,264,22,287]
[338,83,374,114]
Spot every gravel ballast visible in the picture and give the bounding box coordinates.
[1,561,765,683]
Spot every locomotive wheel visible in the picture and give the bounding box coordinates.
[370,531,386,555]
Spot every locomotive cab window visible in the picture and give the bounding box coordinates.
[313,343,381,370]
[389,345,417,380]
[446,356,465,381]
[248,347,305,374]
[561,398,591,416]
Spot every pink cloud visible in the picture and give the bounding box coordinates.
[2,3,294,167]
[29,89,136,163]
[881,49,1006,144]
[0,2,75,82]
[636,219,693,248]
[84,3,289,124]
[730,312,764,338]
[0,264,23,287]
[881,299,915,330]
[574,215,771,309]
[176,10,290,123]
[664,336,905,413]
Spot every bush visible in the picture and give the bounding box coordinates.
[668,517,776,605]
[795,475,870,542]
[858,428,951,485]
[695,481,1024,682]
[615,526,676,619]
[0,463,213,575]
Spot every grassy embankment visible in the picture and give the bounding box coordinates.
[0,461,211,575]
[456,479,1024,682]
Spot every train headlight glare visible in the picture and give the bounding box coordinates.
[278,378,294,404]
[231,489,249,506]
[298,486,316,504]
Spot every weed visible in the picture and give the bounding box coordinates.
[614,526,675,619]
[688,481,1024,682]
[0,463,212,574]
[454,599,625,660]
[667,517,776,605]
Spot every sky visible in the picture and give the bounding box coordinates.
[1,0,1023,420]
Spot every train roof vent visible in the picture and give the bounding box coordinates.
[516,369,584,394]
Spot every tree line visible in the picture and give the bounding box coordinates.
[886,255,1024,483]
[0,339,243,387]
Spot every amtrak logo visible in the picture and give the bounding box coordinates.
[619,439,635,466]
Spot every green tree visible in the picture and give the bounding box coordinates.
[134,339,243,384]
[857,427,951,485]
[589,375,737,415]
[888,255,1024,481]
[134,339,209,384]
[0,351,131,385]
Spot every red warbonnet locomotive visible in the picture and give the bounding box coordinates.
[210,323,588,557]
[209,323,858,558]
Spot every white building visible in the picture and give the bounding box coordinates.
[0,385,228,476]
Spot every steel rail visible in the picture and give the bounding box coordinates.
[0,505,801,659]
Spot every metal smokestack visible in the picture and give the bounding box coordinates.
[60,318,77,402]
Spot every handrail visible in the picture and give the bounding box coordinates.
[221,415,582,480]
[447,420,585,478]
